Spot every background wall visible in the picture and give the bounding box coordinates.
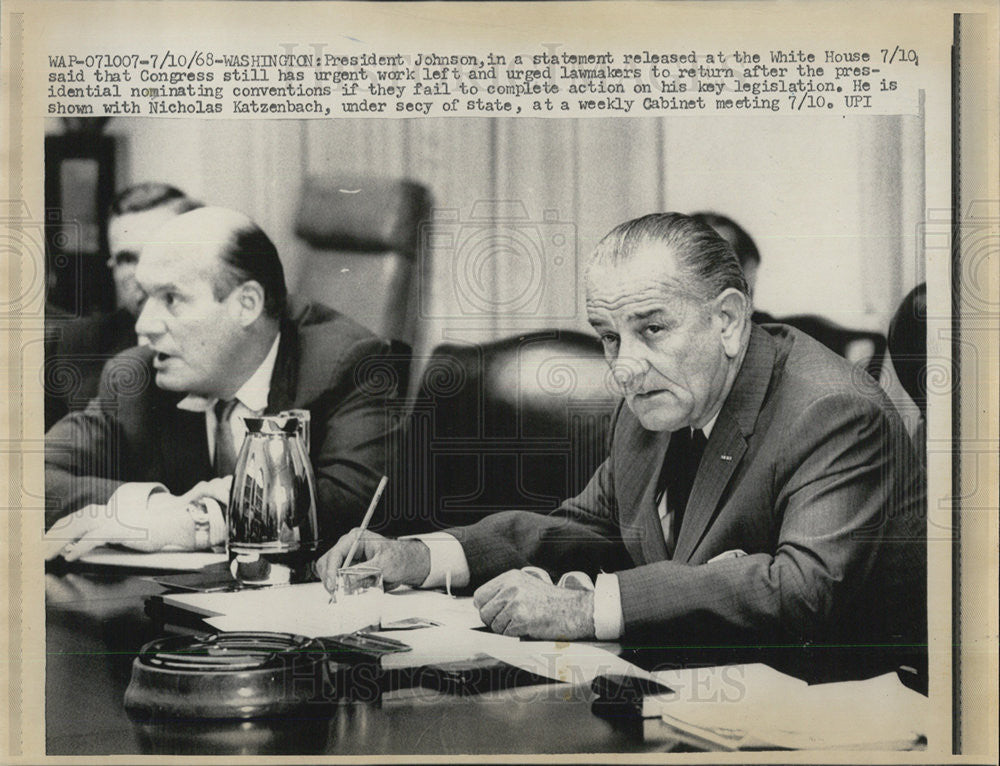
[47,114,925,369]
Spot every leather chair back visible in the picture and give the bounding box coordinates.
[294,175,432,346]
[774,314,887,381]
[887,284,927,417]
[383,330,620,534]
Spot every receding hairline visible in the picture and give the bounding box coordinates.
[585,247,710,311]
[586,212,750,307]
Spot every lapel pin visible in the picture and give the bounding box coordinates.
[720,454,733,461]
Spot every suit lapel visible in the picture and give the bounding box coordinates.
[637,433,671,564]
[265,312,301,414]
[672,414,746,562]
[612,418,669,564]
[673,324,777,562]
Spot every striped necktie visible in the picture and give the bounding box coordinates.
[213,398,239,477]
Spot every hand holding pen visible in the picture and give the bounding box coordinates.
[314,478,435,596]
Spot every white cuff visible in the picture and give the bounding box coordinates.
[199,497,228,547]
[107,482,167,515]
[401,531,470,589]
[593,573,625,640]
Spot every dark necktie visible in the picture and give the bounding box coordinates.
[213,398,239,477]
[659,427,708,548]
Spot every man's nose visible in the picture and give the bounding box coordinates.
[610,339,648,392]
[134,300,164,340]
[611,358,646,391]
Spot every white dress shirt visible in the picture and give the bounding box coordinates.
[105,334,281,546]
[414,411,719,640]
[175,332,281,458]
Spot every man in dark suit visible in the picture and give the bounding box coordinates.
[45,184,202,429]
[318,213,925,674]
[45,206,395,559]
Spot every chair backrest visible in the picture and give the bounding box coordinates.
[382,330,619,535]
[774,314,887,381]
[294,175,432,345]
[887,283,927,418]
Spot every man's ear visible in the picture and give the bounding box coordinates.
[232,280,266,327]
[713,288,750,358]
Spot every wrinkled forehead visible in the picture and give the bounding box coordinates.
[135,238,223,290]
[585,245,694,308]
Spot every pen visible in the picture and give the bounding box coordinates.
[329,475,388,604]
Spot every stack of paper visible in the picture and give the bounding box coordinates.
[163,583,651,681]
[80,546,227,570]
[644,665,928,750]
[163,582,485,636]
[373,626,518,669]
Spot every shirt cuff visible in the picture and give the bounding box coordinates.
[199,497,228,547]
[401,531,470,589]
[593,573,625,640]
[107,482,167,515]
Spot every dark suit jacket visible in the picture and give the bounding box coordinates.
[449,324,926,668]
[44,308,138,430]
[45,298,398,541]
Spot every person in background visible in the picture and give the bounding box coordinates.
[691,211,774,323]
[318,212,926,683]
[45,206,396,559]
[44,184,202,428]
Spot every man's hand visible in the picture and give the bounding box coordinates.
[473,569,596,640]
[315,529,431,592]
[181,476,232,505]
[44,492,193,561]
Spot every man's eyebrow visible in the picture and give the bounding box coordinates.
[141,281,178,293]
[627,308,666,322]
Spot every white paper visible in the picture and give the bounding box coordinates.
[483,639,649,685]
[379,587,485,630]
[651,669,928,750]
[78,546,227,571]
[166,583,485,636]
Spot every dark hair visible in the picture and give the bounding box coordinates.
[590,212,749,305]
[212,221,288,319]
[690,212,761,269]
[109,182,202,218]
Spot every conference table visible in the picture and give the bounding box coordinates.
[45,561,923,756]
[45,565,702,756]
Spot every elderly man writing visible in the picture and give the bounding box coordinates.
[318,213,925,670]
[45,206,395,559]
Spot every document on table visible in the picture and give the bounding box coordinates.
[484,639,650,685]
[644,665,928,750]
[372,628,648,680]
[373,626,518,669]
[164,582,649,681]
[79,546,227,571]
[163,583,485,636]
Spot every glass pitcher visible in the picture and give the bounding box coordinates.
[227,414,320,585]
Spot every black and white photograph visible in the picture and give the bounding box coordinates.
[2,1,997,762]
